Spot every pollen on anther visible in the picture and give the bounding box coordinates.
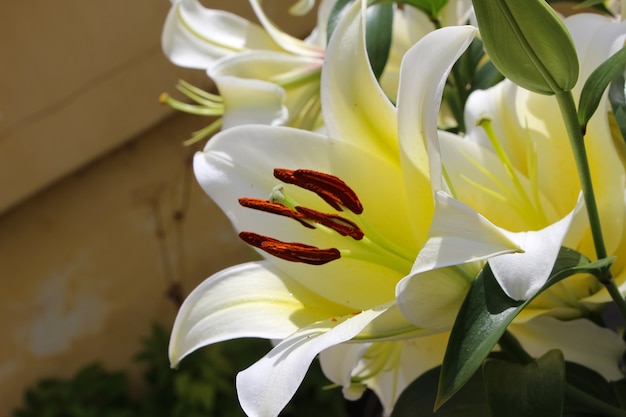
[239,231,341,265]
[238,197,314,229]
[273,168,363,214]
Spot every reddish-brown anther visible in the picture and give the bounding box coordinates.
[273,168,363,214]
[239,232,341,265]
[295,206,364,240]
[238,198,314,229]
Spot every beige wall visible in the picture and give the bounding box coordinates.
[0,111,255,414]
[1,0,316,414]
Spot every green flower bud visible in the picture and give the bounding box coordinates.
[472,0,579,95]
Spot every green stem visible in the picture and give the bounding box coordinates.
[554,91,626,319]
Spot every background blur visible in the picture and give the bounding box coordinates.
[0,1,320,415]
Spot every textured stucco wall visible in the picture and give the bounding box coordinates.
[0,112,253,414]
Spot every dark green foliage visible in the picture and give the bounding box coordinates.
[13,324,350,417]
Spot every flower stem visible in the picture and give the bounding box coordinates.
[554,90,626,319]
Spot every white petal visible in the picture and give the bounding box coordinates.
[193,125,416,309]
[168,261,348,366]
[396,266,475,330]
[321,0,399,160]
[396,26,476,243]
[212,75,288,129]
[236,304,391,417]
[162,0,279,69]
[321,334,451,415]
[319,343,369,398]
[409,191,520,276]
[397,25,477,191]
[490,197,582,301]
[510,316,625,381]
[209,51,322,128]
[248,0,324,57]
[289,0,315,16]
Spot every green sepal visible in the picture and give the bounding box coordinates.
[326,0,393,80]
[472,0,579,95]
[436,247,614,408]
[482,350,565,417]
[609,69,626,143]
[578,47,626,130]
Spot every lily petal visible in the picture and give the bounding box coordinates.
[194,125,416,309]
[162,0,279,69]
[248,0,324,57]
[397,25,477,192]
[236,304,391,417]
[408,191,520,276]
[210,74,288,129]
[209,51,322,128]
[511,316,625,380]
[169,261,349,366]
[320,333,450,415]
[321,0,399,160]
[490,198,581,301]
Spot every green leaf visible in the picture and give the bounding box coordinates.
[609,379,626,409]
[609,69,626,143]
[365,2,393,80]
[472,0,579,94]
[436,247,614,408]
[391,366,490,417]
[483,350,565,417]
[578,47,626,129]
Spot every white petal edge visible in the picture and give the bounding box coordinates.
[490,195,583,301]
[397,25,477,192]
[162,0,279,69]
[236,303,391,417]
[168,261,345,367]
[511,316,625,381]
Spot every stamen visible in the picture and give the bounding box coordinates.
[273,168,363,214]
[238,198,314,229]
[239,232,340,265]
[295,206,364,240]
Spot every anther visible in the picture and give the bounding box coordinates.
[273,168,363,214]
[295,206,364,240]
[238,198,314,229]
[239,232,341,265]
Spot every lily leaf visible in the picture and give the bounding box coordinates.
[578,47,626,129]
[472,0,579,94]
[482,350,565,417]
[608,69,626,143]
[436,247,615,408]
[391,366,489,417]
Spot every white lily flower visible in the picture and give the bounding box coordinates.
[161,0,473,141]
[169,0,491,414]
[395,12,626,379]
